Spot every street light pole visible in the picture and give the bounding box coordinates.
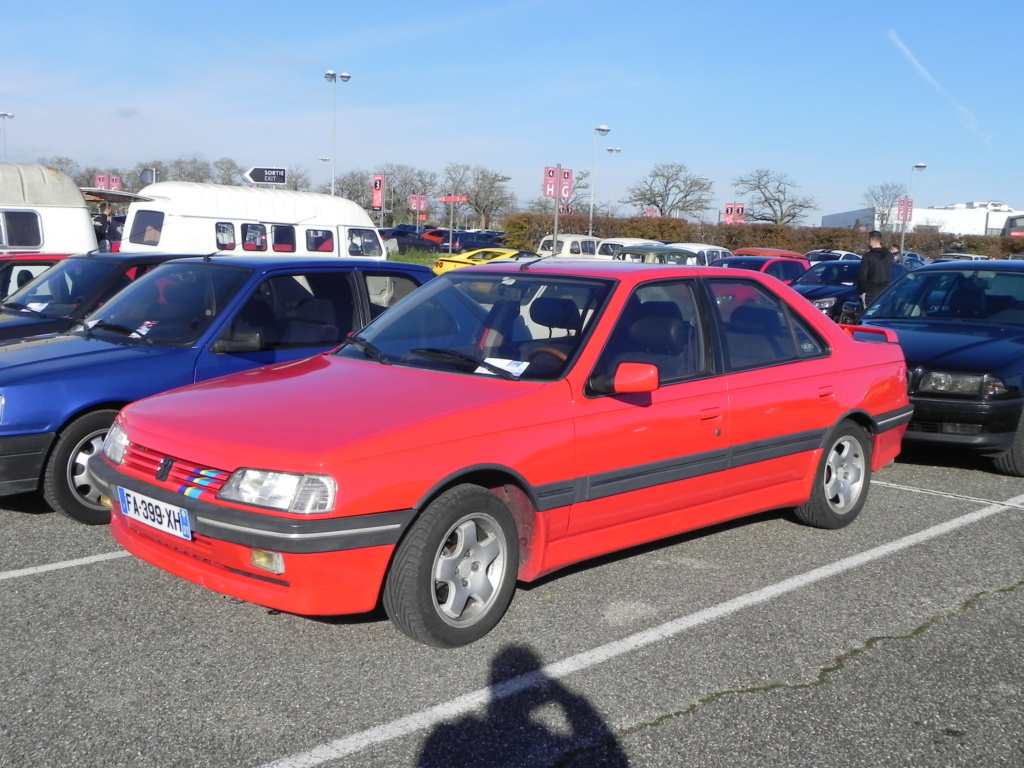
[589,124,610,235]
[899,162,927,256]
[0,112,13,162]
[606,147,621,216]
[323,71,351,196]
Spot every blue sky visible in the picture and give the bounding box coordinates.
[2,0,1020,221]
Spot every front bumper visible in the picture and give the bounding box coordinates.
[904,395,1023,454]
[97,458,414,616]
[0,432,56,496]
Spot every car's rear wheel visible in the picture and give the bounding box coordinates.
[794,420,871,529]
[383,484,518,648]
[991,413,1024,477]
[43,410,117,525]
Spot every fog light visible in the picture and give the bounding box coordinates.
[941,423,982,435]
[250,549,285,575]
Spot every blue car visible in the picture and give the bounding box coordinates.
[0,254,433,524]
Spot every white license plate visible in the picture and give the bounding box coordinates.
[117,486,192,541]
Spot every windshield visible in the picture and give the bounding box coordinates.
[81,261,251,345]
[793,261,860,286]
[2,258,120,318]
[336,271,613,380]
[864,269,1024,325]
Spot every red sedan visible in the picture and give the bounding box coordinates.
[99,260,911,647]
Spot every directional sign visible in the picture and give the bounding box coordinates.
[897,197,913,223]
[439,195,467,203]
[245,167,287,185]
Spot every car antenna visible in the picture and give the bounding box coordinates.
[519,253,553,272]
[203,251,217,261]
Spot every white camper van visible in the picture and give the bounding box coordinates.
[535,234,599,258]
[0,163,98,254]
[119,182,386,259]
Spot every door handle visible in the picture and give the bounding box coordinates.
[818,385,835,398]
[700,407,722,421]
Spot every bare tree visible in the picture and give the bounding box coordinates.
[212,157,246,185]
[36,155,81,180]
[464,166,516,229]
[862,182,904,232]
[167,158,212,183]
[333,169,373,208]
[374,163,440,226]
[732,169,816,225]
[622,163,713,218]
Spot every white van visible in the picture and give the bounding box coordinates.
[0,163,98,254]
[595,237,663,259]
[535,234,599,258]
[119,182,385,259]
[667,243,732,264]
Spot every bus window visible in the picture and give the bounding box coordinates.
[216,222,236,250]
[242,223,267,251]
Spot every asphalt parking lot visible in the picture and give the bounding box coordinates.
[1,445,1021,768]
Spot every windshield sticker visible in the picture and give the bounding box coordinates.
[501,277,517,286]
[479,358,530,378]
[27,303,48,312]
[131,320,159,337]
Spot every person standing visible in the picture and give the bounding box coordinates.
[857,230,894,307]
[888,244,902,263]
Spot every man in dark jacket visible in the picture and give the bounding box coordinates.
[857,230,893,307]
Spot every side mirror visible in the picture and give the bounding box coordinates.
[212,331,263,353]
[838,300,861,325]
[588,362,660,395]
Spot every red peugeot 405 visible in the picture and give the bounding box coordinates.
[98,260,911,647]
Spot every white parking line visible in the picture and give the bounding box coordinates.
[259,492,1024,768]
[0,550,129,582]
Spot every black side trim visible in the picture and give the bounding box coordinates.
[96,457,415,554]
[533,430,826,511]
[0,432,56,496]
[874,404,915,433]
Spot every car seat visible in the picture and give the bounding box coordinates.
[281,298,339,345]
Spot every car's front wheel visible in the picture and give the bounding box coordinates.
[383,484,519,648]
[992,412,1024,477]
[793,420,871,529]
[43,410,117,525]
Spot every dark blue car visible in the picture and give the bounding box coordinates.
[848,260,1024,475]
[0,254,433,524]
[790,259,906,322]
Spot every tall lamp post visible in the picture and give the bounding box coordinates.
[323,71,351,196]
[899,162,927,256]
[588,124,610,235]
[0,112,13,162]
[606,147,621,216]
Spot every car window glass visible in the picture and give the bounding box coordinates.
[129,210,164,246]
[0,211,43,247]
[272,225,296,253]
[362,272,423,318]
[708,278,824,370]
[242,223,267,251]
[347,228,383,257]
[590,280,706,392]
[306,229,335,253]
[345,273,612,381]
[215,222,236,250]
[7,258,117,317]
[87,262,251,345]
[218,271,360,350]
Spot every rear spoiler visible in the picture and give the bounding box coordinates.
[840,324,899,344]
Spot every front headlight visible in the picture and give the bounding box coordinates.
[102,422,129,465]
[918,371,1007,397]
[812,297,837,311]
[219,469,336,514]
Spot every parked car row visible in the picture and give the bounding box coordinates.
[7,234,1024,649]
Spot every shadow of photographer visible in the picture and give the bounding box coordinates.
[418,643,628,768]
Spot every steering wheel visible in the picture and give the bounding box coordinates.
[528,346,569,364]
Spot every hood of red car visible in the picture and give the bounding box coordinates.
[121,352,564,474]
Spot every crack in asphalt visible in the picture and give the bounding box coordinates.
[614,577,1024,741]
[545,578,1024,767]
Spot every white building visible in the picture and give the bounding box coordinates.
[822,201,1020,236]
